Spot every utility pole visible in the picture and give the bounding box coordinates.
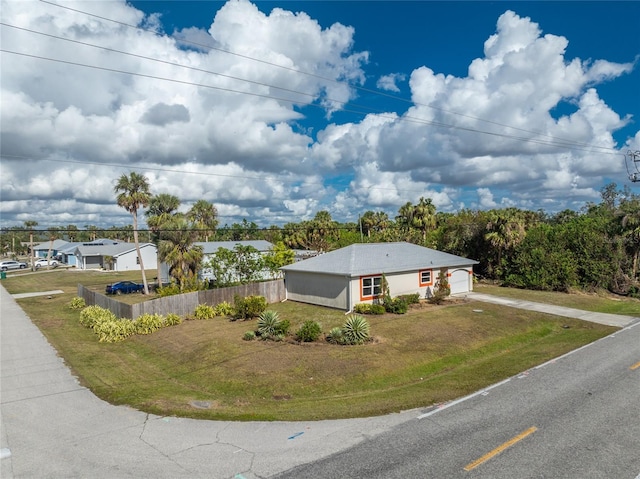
[626,150,640,183]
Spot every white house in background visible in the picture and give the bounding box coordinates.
[280,242,478,312]
[58,239,118,267]
[73,241,157,271]
[196,240,274,282]
[31,239,70,259]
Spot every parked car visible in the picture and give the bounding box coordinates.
[0,260,27,271]
[34,258,59,268]
[106,281,144,295]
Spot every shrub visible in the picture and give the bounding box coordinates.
[370,304,386,315]
[134,313,165,335]
[342,314,370,345]
[384,297,408,314]
[326,327,344,345]
[353,303,372,314]
[233,295,267,320]
[156,283,181,297]
[79,305,117,329]
[164,313,182,326]
[397,293,420,305]
[213,301,234,317]
[68,296,86,310]
[194,304,216,320]
[243,330,256,341]
[296,320,322,342]
[428,271,451,305]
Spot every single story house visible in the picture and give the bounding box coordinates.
[31,239,70,259]
[74,241,157,271]
[58,239,119,267]
[196,240,274,282]
[280,242,478,311]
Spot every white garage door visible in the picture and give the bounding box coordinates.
[449,269,469,295]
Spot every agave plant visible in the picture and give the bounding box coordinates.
[257,310,281,338]
[342,314,370,345]
[327,326,344,345]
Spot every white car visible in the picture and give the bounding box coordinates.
[34,258,59,268]
[0,260,27,271]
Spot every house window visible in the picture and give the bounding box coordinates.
[419,269,433,287]
[361,275,382,299]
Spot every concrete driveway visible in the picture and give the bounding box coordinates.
[465,292,639,328]
[2,285,638,478]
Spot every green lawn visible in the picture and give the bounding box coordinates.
[2,271,630,421]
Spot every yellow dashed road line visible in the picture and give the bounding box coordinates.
[464,426,538,472]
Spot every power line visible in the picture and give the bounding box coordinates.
[26,1,624,153]
[0,47,619,156]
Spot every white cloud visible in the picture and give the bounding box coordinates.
[0,2,637,230]
[376,73,406,92]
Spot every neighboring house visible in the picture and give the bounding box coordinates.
[59,239,119,267]
[32,239,70,259]
[280,242,478,311]
[196,240,274,282]
[74,241,157,271]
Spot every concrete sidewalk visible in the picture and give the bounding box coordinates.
[0,285,414,479]
[465,292,640,328]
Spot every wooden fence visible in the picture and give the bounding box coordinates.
[78,279,286,319]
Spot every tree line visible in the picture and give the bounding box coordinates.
[2,177,638,297]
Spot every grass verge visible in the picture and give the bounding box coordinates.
[2,271,626,421]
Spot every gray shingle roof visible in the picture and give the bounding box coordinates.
[281,242,477,277]
[75,242,154,257]
[195,240,273,255]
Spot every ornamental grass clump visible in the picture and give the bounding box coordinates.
[79,305,117,329]
[213,301,234,317]
[164,313,182,326]
[93,318,136,343]
[67,296,86,310]
[194,304,216,320]
[134,313,165,335]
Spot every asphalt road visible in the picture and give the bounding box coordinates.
[274,321,640,479]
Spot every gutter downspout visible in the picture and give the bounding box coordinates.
[345,275,352,314]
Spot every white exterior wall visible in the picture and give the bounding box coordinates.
[113,246,157,271]
[284,271,349,310]
[351,266,475,309]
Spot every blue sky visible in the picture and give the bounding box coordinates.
[1,0,639,229]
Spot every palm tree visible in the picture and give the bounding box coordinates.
[46,227,59,265]
[484,208,527,278]
[66,224,79,242]
[24,220,38,270]
[146,194,181,284]
[187,200,218,241]
[360,211,376,239]
[158,216,203,290]
[412,197,437,244]
[114,172,152,294]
